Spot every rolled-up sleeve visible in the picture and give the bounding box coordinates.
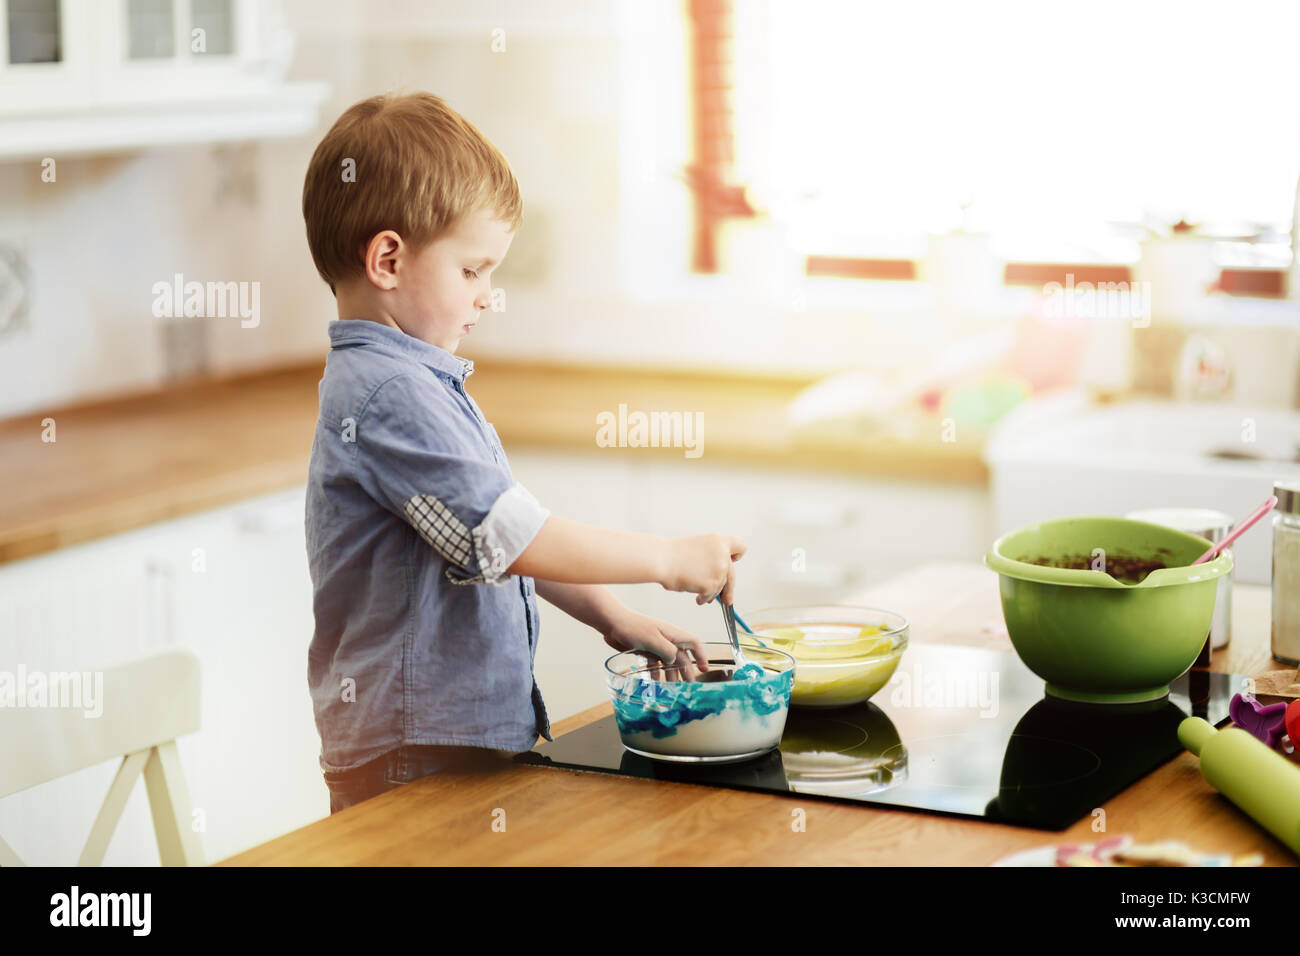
[351,373,550,585]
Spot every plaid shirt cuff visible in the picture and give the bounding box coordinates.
[405,483,550,586]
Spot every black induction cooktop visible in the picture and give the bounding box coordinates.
[514,643,1242,830]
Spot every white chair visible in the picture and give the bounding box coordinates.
[0,646,204,866]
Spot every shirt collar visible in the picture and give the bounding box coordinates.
[328,319,474,383]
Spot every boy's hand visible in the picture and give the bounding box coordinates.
[601,609,711,679]
[661,534,747,606]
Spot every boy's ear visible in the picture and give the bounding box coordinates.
[363,230,403,289]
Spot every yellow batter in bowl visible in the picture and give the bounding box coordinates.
[749,614,908,708]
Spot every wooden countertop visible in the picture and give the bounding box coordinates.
[218,562,1299,867]
[0,357,986,564]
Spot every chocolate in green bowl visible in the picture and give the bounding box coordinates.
[985,516,1233,704]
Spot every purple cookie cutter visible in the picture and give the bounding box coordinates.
[1229,693,1288,750]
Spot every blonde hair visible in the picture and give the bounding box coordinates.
[302,91,523,294]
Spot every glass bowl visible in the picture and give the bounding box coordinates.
[747,605,908,709]
[604,642,795,763]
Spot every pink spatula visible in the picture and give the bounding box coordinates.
[1191,495,1278,565]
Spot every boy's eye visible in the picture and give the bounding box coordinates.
[463,269,478,279]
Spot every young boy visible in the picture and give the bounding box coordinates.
[301,91,747,814]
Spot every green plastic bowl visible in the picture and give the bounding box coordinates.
[985,516,1233,704]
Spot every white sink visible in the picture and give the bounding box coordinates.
[984,390,1300,584]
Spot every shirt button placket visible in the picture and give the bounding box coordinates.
[456,380,502,465]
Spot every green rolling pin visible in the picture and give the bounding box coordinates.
[1178,716,1300,856]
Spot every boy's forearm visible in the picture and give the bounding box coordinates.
[506,516,668,586]
[532,580,626,634]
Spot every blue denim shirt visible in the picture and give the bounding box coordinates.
[305,319,554,773]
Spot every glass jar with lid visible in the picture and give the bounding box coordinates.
[1272,480,1300,665]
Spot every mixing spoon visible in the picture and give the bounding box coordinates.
[718,597,745,664]
[1191,495,1278,565]
[717,597,769,679]
[714,593,756,634]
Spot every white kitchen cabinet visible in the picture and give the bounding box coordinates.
[0,0,329,161]
[0,519,178,866]
[0,486,319,866]
[160,488,320,863]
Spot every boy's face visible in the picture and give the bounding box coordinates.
[392,206,514,354]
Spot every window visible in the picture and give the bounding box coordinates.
[7,0,60,64]
[126,0,234,60]
[126,0,173,59]
[731,0,1300,266]
[190,0,233,56]
[683,0,757,273]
